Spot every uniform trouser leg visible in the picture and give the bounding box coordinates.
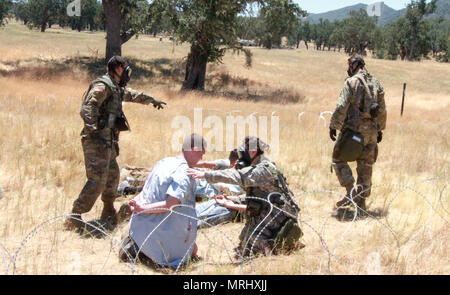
[72,137,117,214]
[332,160,355,188]
[101,149,120,204]
[355,143,378,198]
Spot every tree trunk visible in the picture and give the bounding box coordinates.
[182,47,208,91]
[40,11,48,32]
[40,21,47,32]
[409,32,417,61]
[103,0,122,62]
[304,40,308,50]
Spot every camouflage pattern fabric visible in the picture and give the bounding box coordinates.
[330,70,386,198]
[205,158,302,257]
[72,135,120,213]
[72,74,158,214]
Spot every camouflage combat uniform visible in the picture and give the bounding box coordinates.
[330,70,387,199]
[72,73,160,215]
[205,157,302,257]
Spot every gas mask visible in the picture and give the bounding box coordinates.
[118,65,132,87]
[235,136,269,169]
[235,148,253,170]
[347,62,358,77]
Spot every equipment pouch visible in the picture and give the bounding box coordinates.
[115,114,130,132]
[246,200,262,217]
[107,113,117,129]
[332,129,364,162]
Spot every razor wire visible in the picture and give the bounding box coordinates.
[293,177,447,273]
[0,100,448,274]
[5,213,137,275]
[0,177,448,275]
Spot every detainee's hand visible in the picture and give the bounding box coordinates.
[186,168,206,179]
[129,199,145,214]
[214,195,232,208]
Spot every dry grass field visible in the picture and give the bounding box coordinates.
[0,21,449,275]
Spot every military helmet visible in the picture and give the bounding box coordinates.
[348,55,365,68]
[107,56,128,74]
[235,136,270,169]
[241,136,270,153]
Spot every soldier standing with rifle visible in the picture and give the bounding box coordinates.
[65,56,167,231]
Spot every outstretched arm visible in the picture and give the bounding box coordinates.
[187,165,272,189]
[123,88,166,109]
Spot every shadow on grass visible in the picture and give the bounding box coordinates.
[0,55,183,82]
[204,72,305,103]
[0,56,304,104]
[331,207,388,222]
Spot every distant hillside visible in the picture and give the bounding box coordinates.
[428,0,450,19]
[304,0,450,26]
[305,3,367,24]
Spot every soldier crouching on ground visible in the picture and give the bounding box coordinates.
[187,136,303,258]
[65,55,167,232]
[329,55,387,212]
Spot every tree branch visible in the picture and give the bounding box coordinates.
[120,29,135,44]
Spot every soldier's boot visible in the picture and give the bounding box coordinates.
[99,201,117,230]
[64,210,85,231]
[355,197,366,211]
[117,202,132,224]
[335,184,355,208]
[119,236,139,262]
[354,187,367,212]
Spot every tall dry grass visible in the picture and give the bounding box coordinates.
[0,21,448,275]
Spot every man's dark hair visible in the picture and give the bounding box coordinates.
[107,56,127,75]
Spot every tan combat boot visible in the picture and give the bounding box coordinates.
[335,184,355,208]
[354,187,366,211]
[100,201,118,230]
[64,211,85,231]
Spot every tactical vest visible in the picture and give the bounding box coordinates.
[346,71,378,130]
[82,74,127,131]
[245,160,300,221]
[240,160,303,254]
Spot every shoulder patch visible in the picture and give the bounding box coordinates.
[92,83,106,94]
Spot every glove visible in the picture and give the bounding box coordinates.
[377,131,383,143]
[329,128,337,141]
[152,98,167,110]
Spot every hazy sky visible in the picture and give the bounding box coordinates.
[294,0,411,14]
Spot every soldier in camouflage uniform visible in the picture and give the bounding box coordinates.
[65,56,167,231]
[329,55,387,211]
[187,136,303,258]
